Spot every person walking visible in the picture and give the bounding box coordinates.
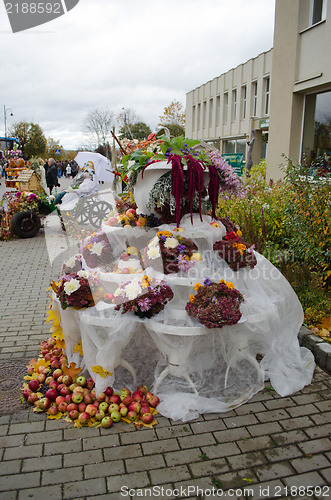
[46,158,59,195]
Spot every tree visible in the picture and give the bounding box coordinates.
[117,108,140,139]
[83,107,115,148]
[46,137,65,161]
[129,122,152,140]
[9,122,47,159]
[159,100,186,128]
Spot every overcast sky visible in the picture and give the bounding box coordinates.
[0,0,276,150]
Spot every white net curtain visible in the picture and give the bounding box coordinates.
[52,214,315,422]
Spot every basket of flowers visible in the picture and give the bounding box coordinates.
[185,278,244,329]
[141,230,201,275]
[80,229,113,269]
[109,275,174,319]
[213,229,257,271]
[62,254,83,274]
[52,270,102,310]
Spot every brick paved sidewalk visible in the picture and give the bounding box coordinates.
[0,230,330,500]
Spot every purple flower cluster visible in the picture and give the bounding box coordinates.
[55,274,95,310]
[185,281,244,329]
[207,150,245,198]
[80,229,113,269]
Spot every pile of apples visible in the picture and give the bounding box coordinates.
[22,337,160,428]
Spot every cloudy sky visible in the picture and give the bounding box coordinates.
[0,0,276,150]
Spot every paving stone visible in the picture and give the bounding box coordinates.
[237,435,275,453]
[44,438,82,456]
[22,454,62,472]
[178,432,216,449]
[0,459,21,476]
[263,398,296,410]
[282,471,327,487]
[18,485,63,500]
[156,424,193,440]
[271,429,308,446]
[3,443,43,461]
[264,444,304,462]
[227,450,267,470]
[200,442,241,459]
[0,471,40,491]
[103,443,142,461]
[63,449,103,468]
[255,461,295,481]
[234,401,267,415]
[213,426,251,443]
[149,464,192,484]
[42,466,83,486]
[285,403,320,418]
[304,423,331,439]
[223,413,259,427]
[125,453,165,473]
[63,478,107,499]
[298,438,331,455]
[8,421,44,435]
[82,434,119,450]
[279,416,315,431]
[255,408,290,423]
[190,457,229,477]
[290,454,331,473]
[142,437,180,455]
[120,428,157,445]
[84,460,125,479]
[25,429,62,445]
[165,448,208,467]
[190,419,226,434]
[106,471,149,493]
[247,421,283,437]
[319,467,331,484]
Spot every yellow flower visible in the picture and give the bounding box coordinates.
[236,230,242,237]
[157,231,172,237]
[141,276,150,289]
[194,283,202,291]
[226,282,235,290]
[189,295,195,303]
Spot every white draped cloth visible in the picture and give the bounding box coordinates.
[52,215,315,422]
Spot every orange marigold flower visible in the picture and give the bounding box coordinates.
[189,294,195,303]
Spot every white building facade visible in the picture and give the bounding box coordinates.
[185,0,331,181]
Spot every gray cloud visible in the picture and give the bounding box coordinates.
[0,0,275,149]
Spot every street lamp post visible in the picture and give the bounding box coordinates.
[3,105,14,151]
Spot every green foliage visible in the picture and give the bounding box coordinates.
[129,122,152,140]
[10,122,47,159]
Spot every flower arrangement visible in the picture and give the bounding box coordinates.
[141,230,201,274]
[110,275,174,319]
[80,229,113,268]
[185,278,244,328]
[213,229,257,271]
[52,270,99,310]
[104,208,161,230]
[62,254,83,274]
[0,191,40,241]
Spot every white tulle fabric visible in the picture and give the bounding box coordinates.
[53,214,315,422]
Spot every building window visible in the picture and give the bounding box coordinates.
[232,89,237,121]
[223,93,228,123]
[311,0,326,24]
[192,105,196,131]
[216,95,220,125]
[264,77,270,115]
[209,98,214,128]
[203,101,207,129]
[302,90,331,166]
[223,138,247,160]
[252,81,258,117]
[241,86,247,120]
[197,103,201,130]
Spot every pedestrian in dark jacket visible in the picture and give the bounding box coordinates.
[46,158,59,194]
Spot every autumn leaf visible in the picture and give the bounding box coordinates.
[91,365,113,379]
[55,339,66,350]
[74,341,83,356]
[51,327,64,340]
[47,411,63,420]
[74,419,83,428]
[62,362,81,380]
[24,372,39,381]
[26,359,37,368]
[317,317,331,331]
[136,419,158,429]
[34,358,50,373]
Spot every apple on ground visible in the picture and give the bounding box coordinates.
[86,404,97,417]
[78,402,86,413]
[141,413,154,424]
[109,394,121,405]
[78,412,90,424]
[104,386,113,397]
[45,389,58,402]
[72,393,84,404]
[68,409,79,420]
[137,385,148,395]
[99,402,108,412]
[48,404,59,415]
[101,416,113,428]
[95,409,105,421]
[126,410,137,422]
[28,379,39,392]
[28,393,39,404]
[58,401,68,413]
[110,411,121,422]
[108,403,119,413]
[67,403,78,412]
[76,376,87,387]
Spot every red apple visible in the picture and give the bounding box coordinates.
[104,386,113,397]
[48,380,59,390]
[58,401,68,413]
[68,409,79,420]
[45,388,58,401]
[78,412,90,424]
[62,375,73,386]
[45,376,54,385]
[140,406,151,416]
[65,394,72,403]
[84,393,94,405]
[128,401,141,414]
[149,395,160,408]
[132,391,143,402]
[28,379,39,392]
[87,378,95,391]
[96,393,106,402]
[60,386,71,396]
[101,416,113,428]
[67,403,78,412]
[23,388,32,399]
[137,385,148,395]
[120,406,128,417]
[38,397,51,410]
[48,404,59,415]
[86,404,97,417]
[78,402,86,413]
[141,413,154,424]
[37,373,46,384]
[55,395,65,405]
[109,394,121,405]
[28,393,39,404]
[95,409,105,421]
[27,366,35,376]
[127,410,137,421]
[121,396,133,407]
